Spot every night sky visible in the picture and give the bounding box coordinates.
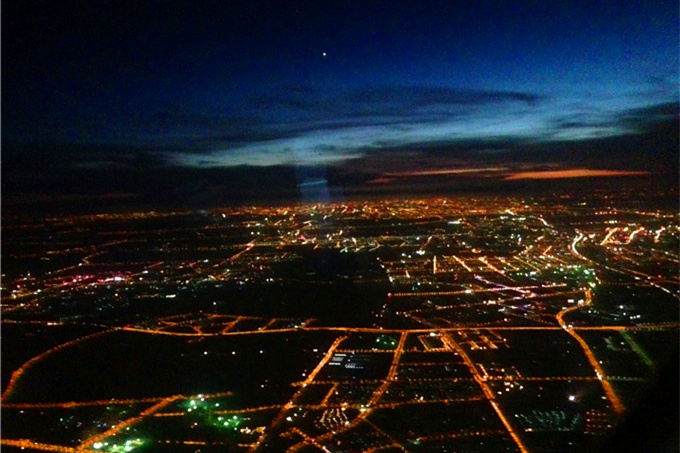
[3,0,678,209]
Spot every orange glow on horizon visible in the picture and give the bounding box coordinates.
[366,167,507,184]
[385,167,506,177]
[505,169,649,180]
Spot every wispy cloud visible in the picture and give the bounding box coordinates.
[166,86,546,167]
[19,83,674,171]
[162,84,676,168]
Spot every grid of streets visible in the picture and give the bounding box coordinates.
[2,190,678,452]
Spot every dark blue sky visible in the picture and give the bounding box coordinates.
[3,0,678,206]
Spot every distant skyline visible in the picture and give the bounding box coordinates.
[3,0,678,208]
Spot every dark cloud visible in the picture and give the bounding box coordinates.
[6,73,675,173]
[617,101,679,131]
[159,85,546,165]
[330,103,679,182]
[6,104,675,212]
[249,85,542,125]
[5,99,676,190]
[343,87,541,109]
[5,84,542,163]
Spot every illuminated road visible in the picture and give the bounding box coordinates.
[122,322,676,337]
[252,336,347,451]
[1,329,116,403]
[78,396,180,450]
[367,331,408,406]
[556,289,624,414]
[1,439,87,453]
[2,396,180,409]
[362,418,407,452]
[441,333,529,453]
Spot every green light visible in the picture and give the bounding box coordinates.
[105,438,144,453]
